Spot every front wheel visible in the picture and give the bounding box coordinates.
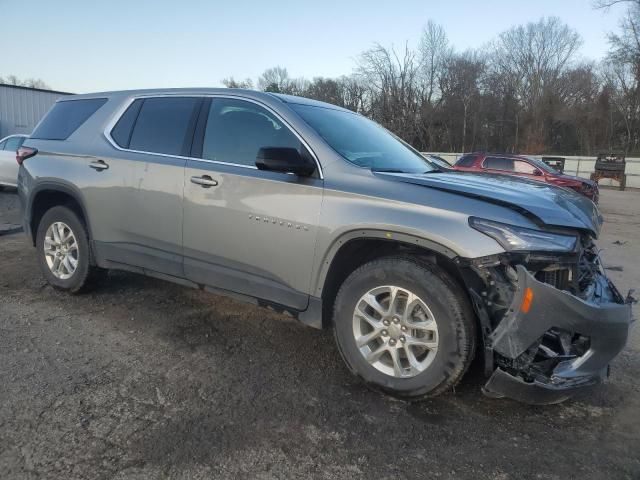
[332,257,476,400]
[36,206,100,293]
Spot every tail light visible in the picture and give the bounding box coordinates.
[16,146,38,165]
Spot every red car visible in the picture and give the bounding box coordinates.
[453,153,599,203]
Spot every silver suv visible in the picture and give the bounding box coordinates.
[17,89,632,404]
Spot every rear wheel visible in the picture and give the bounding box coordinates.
[332,257,476,400]
[36,206,100,293]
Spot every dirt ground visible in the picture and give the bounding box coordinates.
[0,187,638,480]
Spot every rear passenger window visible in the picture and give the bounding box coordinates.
[32,98,107,140]
[127,97,200,156]
[484,157,514,171]
[202,98,302,166]
[455,155,476,167]
[514,160,537,174]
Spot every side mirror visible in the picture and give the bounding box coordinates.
[256,147,316,177]
[533,168,543,176]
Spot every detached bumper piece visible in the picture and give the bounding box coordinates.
[484,265,632,405]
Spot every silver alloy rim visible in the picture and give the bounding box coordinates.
[352,286,439,378]
[43,222,79,280]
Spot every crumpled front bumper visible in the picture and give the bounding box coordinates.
[483,265,633,405]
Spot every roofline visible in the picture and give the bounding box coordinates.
[0,133,28,141]
[56,88,350,112]
[468,151,532,158]
[58,88,275,103]
[0,83,73,95]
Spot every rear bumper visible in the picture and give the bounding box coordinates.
[484,265,632,404]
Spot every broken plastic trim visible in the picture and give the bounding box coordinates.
[484,265,632,404]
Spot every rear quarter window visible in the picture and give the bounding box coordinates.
[111,99,143,148]
[31,98,108,140]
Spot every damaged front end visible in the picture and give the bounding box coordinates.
[460,235,634,405]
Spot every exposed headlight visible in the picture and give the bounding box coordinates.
[469,217,577,252]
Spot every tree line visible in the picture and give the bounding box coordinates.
[225,3,640,156]
[0,75,50,90]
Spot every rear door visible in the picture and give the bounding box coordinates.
[182,96,323,310]
[94,96,202,276]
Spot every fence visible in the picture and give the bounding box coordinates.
[425,153,640,189]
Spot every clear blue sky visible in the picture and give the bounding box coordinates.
[1,0,627,93]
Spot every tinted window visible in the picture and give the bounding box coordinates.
[4,137,24,151]
[111,99,143,148]
[291,104,434,173]
[202,98,302,166]
[32,98,107,140]
[527,157,555,174]
[514,160,537,174]
[484,157,514,171]
[455,154,476,167]
[128,97,200,156]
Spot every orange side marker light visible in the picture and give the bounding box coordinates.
[520,287,534,313]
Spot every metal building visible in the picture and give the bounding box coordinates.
[0,84,71,138]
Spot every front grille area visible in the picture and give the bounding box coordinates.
[535,268,571,291]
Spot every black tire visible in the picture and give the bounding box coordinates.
[332,256,476,400]
[35,205,100,293]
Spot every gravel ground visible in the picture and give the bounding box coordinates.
[0,188,638,480]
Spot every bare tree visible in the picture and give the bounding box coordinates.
[601,1,640,152]
[221,77,254,89]
[440,51,485,151]
[491,17,582,151]
[0,75,50,89]
[593,0,640,9]
[418,20,451,105]
[257,66,292,93]
[357,43,421,141]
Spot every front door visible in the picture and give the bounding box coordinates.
[182,97,323,310]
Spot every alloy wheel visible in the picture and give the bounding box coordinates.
[352,285,439,378]
[43,221,79,280]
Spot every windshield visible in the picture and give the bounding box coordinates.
[426,155,452,168]
[290,104,435,174]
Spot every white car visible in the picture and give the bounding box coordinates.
[0,134,28,188]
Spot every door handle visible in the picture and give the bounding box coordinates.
[89,160,109,171]
[190,175,218,188]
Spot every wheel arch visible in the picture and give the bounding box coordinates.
[27,182,92,247]
[314,230,469,328]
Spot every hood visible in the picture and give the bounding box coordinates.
[377,171,603,236]
[555,173,597,187]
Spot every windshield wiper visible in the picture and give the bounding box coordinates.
[371,168,442,174]
[371,168,408,173]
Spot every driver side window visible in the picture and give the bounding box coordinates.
[202,98,303,167]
